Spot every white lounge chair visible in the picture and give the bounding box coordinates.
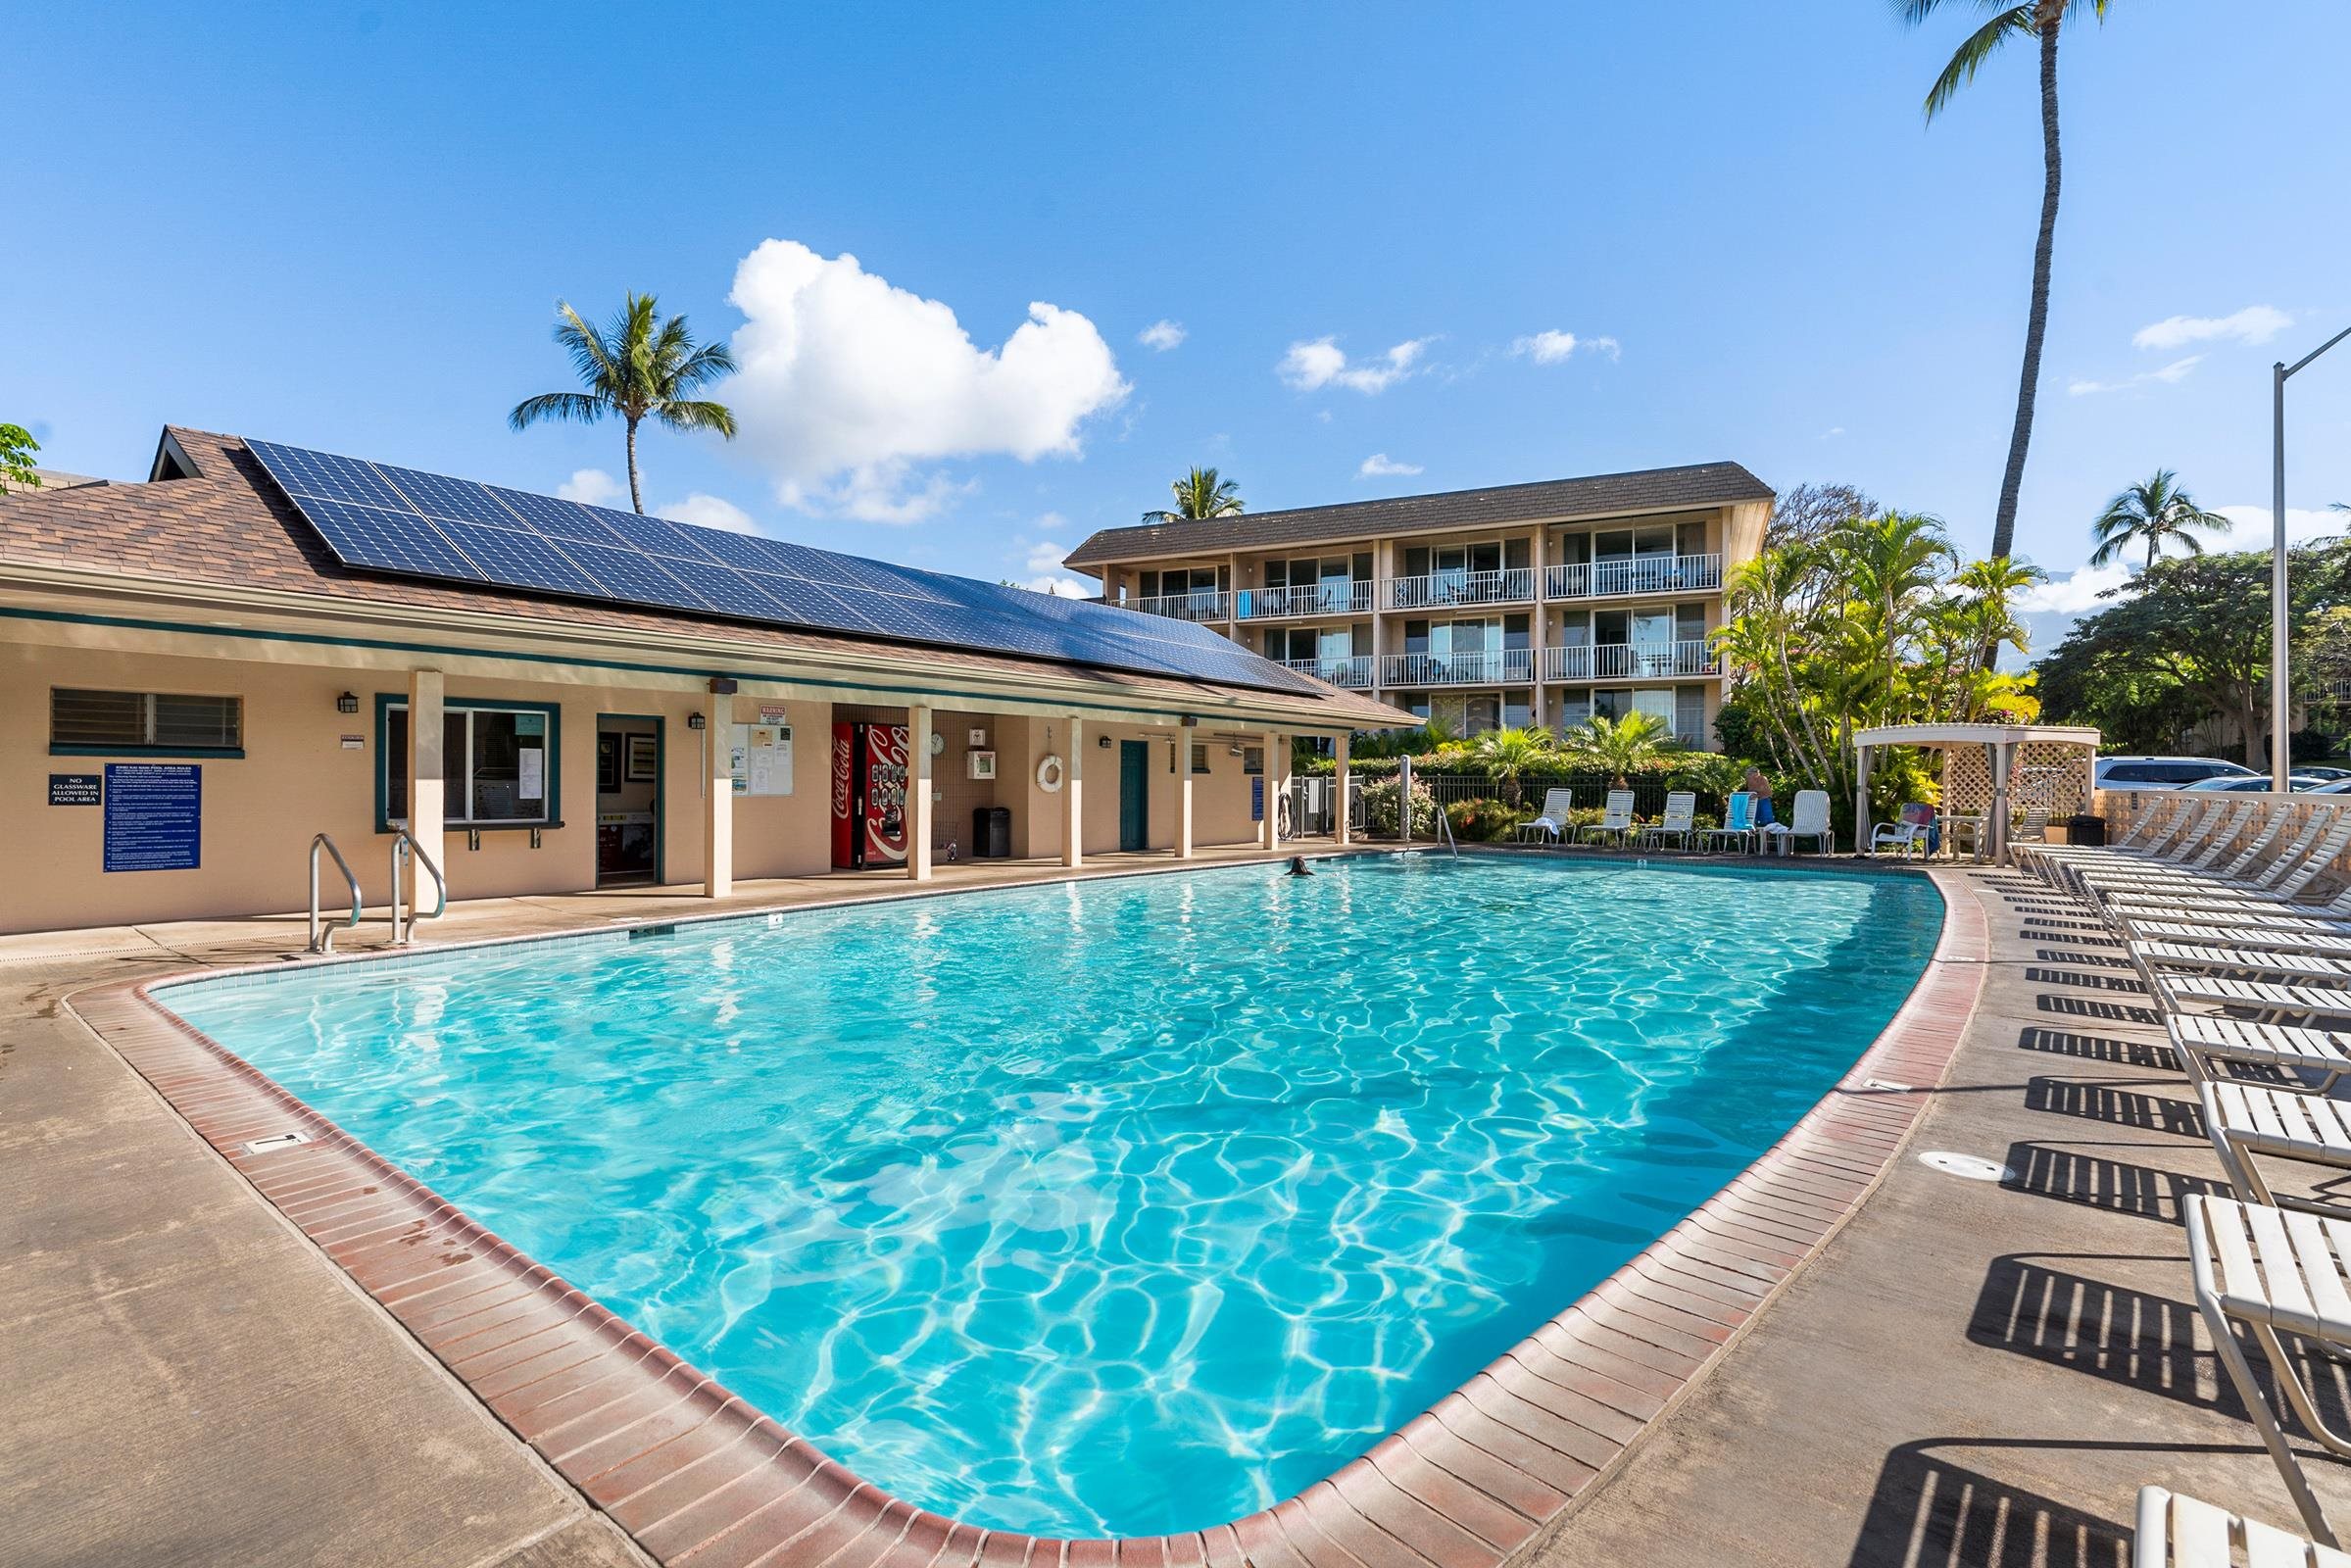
[2184,1196,2351,1547]
[1517,788,1575,845]
[1701,791,1755,854]
[1637,791,1696,850]
[2135,1485,2349,1564]
[2199,1081,2351,1221]
[2147,971,2351,1028]
[1761,788,1833,856]
[1579,789,1636,847]
[2167,1012,2351,1093]
[1869,802,1934,858]
[2124,920,2351,959]
[2129,940,2351,991]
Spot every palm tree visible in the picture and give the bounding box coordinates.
[1469,725,1553,808]
[1141,466,1243,524]
[1558,710,1680,787]
[510,294,737,514]
[1895,0,2111,578]
[2090,469,2230,571]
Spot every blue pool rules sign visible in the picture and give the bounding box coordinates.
[103,762,202,872]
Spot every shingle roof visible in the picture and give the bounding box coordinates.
[1062,462,1775,568]
[0,428,1408,727]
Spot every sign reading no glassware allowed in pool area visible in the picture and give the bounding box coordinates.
[102,762,201,872]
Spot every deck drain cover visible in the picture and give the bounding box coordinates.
[1919,1150,2011,1183]
[242,1131,311,1155]
[1862,1078,1913,1093]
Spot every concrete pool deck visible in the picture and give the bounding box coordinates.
[9,852,2345,1563]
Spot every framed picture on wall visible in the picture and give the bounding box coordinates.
[625,734,659,782]
[597,734,621,793]
[967,750,997,781]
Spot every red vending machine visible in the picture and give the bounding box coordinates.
[830,721,911,869]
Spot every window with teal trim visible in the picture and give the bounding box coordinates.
[51,688,242,754]
[382,701,557,827]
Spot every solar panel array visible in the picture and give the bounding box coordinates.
[244,440,1323,697]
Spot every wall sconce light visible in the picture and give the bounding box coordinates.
[687,713,707,731]
[335,691,359,714]
[1097,734,1112,749]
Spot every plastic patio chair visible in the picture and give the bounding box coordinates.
[1700,791,1755,853]
[1579,790,1636,847]
[1516,788,1574,845]
[1638,791,1697,851]
[1763,789,1833,856]
[1870,803,1935,858]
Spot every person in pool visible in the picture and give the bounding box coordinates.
[1287,856,1315,876]
[1743,766,1777,828]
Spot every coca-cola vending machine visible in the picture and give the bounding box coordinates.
[830,721,910,869]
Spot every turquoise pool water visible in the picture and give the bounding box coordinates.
[162,855,1940,1538]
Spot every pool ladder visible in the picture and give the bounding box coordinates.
[304,829,447,954]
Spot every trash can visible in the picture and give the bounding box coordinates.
[2067,812,2106,848]
[972,806,1011,859]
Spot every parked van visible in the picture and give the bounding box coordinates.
[2094,756,2262,790]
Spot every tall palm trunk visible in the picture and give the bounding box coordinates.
[1990,14,2062,568]
[625,417,645,514]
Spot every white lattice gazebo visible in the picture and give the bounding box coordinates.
[1850,722,2102,861]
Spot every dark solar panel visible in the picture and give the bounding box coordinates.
[245,438,1325,697]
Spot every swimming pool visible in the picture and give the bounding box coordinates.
[161,854,1941,1538]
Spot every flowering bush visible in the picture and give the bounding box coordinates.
[1445,799,1535,842]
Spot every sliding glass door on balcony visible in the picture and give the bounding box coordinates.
[1240,553,1373,618]
[1392,539,1534,610]
[1384,615,1533,686]
[1545,521,1720,599]
[1267,624,1372,687]
[1132,564,1229,621]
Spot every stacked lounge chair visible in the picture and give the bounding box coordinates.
[2020,794,2351,1553]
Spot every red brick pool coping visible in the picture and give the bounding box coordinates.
[68,858,1986,1568]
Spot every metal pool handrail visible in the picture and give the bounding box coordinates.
[388,829,447,947]
[307,833,362,955]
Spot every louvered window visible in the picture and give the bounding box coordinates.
[51,689,242,751]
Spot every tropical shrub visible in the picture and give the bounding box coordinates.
[1361,776,1439,837]
[1445,798,1535,842]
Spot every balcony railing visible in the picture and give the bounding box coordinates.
[1544,555,1723,601]
[1280,656,1374,688]
[1130,590,1231,622]
[1542,641,1722,681]
[1380,650,1537,687]
[1238,581,1373,620]
[1388,568,1537,612]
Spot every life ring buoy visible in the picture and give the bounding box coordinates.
[1037,754,1066,792]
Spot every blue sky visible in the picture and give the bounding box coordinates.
[8,2,2347,647]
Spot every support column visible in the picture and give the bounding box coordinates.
[704,685,733,898]
[1530,528,1548,729]
[406,668,445,884]
[1335,731,1352,846]
[1989,740,2011,864]
[1260,730,1281,850]
[1177,735,1195,859]
[1061,716,1084,867]
[1855,745,1872,857]
[908,705,935,880]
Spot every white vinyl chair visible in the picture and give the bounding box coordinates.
[1517,788,1575,845]
[1763,789,1834,856]
[1870,803,1933,858]
[2135,1485,2348,1564]
[1579,789,1636,847]
[1638,791,1697,850]
[1701,791,1756,854]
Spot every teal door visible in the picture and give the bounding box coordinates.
[1119,740,1150,851]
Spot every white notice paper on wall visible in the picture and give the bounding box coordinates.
[518,749,544,802]
[732,723,794,797]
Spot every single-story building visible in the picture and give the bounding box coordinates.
[0,428,1407,936]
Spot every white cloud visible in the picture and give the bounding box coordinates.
[1823,426,1846,439]
[658,493,758,534]
[1358,453,1424,477]
[558,467,624,506]
[2068,355,2203,396]
[2132,305,2292,352]
[1278,335,1433,394]
[2215,504,2343,551]
[722,239,1130,524]
[2015,559,2134,615]
[2017,505,2342,620]
[1138,319,1186,352]
[1016,529,1091,598]
[1512,329,1619,365]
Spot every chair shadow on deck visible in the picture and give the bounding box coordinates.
[2016,1026,2180,1073]
[1847,1441,2132,1567]
[1967,1252,2351,1430]
[2023,1076,2205,1138]
[2025,967,2150,995]
[2034,993,2164,1028]
[1999,1141,2229,1227]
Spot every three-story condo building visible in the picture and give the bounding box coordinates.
[1062,463,1775,746]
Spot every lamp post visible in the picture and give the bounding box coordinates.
[2271,324,2351,792]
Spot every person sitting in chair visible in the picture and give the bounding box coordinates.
[1743,766,1777,829]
